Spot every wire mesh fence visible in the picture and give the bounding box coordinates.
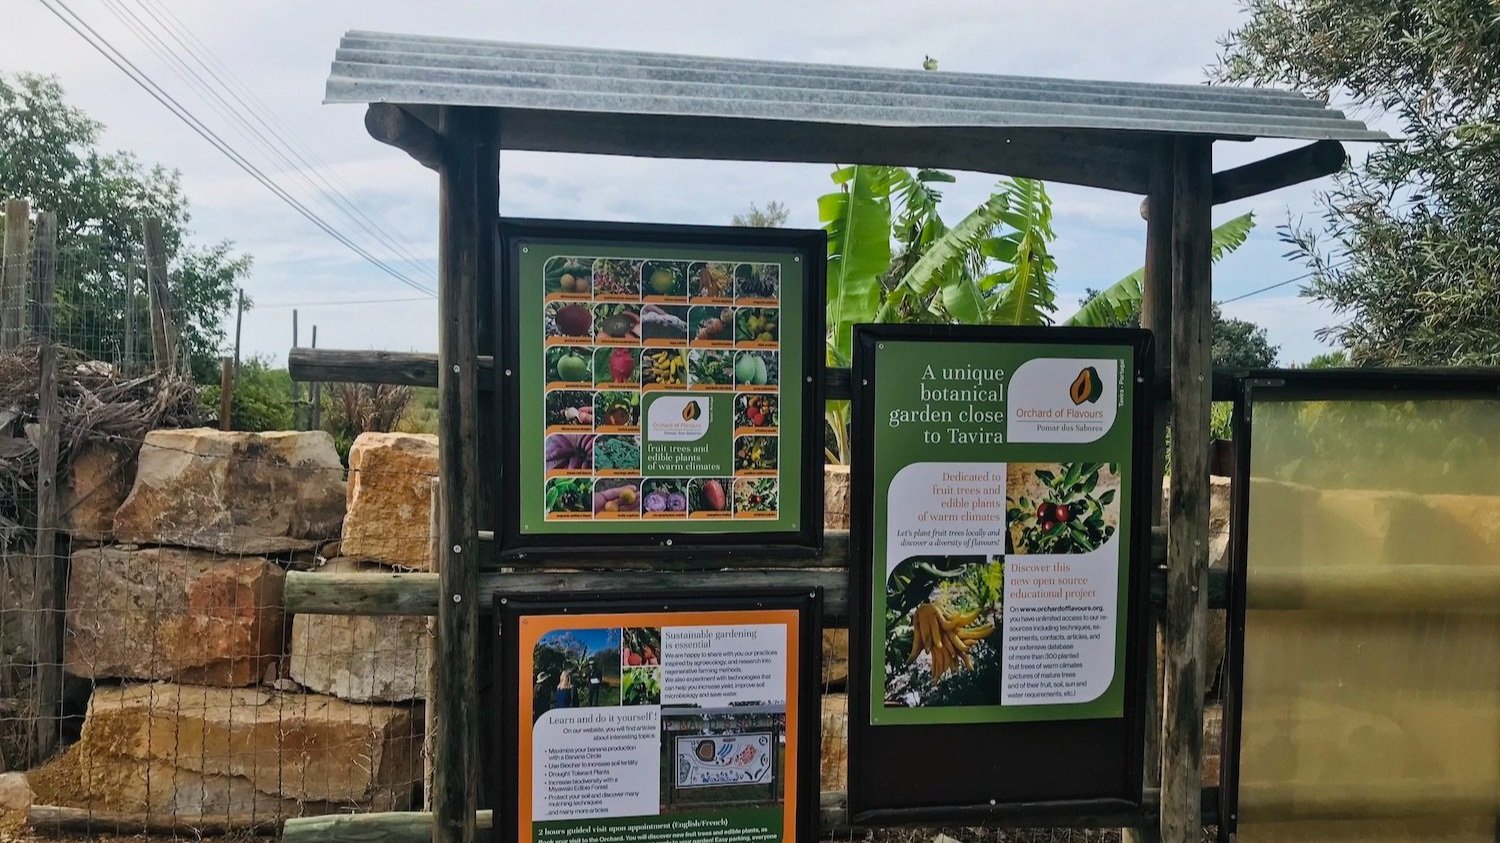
[1,202,433,837]
[0,201,1158,843]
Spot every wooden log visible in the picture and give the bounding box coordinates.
[284,561,1228,621]
[285,810,493,843]
[29,212,61,763]
[1212,140,1346,206]
[141,218,178,373]
[287,348,1237,403]
[287,567,852,621]
[288,348,495,390]
[1161,137,1214,843]
[281,790,1220,843]
[0,198,30,350]
[27,805,281,836]
[367,103,444,171]
[1127,140,1174,843]
[433,104,494,843]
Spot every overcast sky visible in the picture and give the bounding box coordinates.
[7,0,1377,364]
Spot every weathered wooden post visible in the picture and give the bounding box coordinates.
[432,104,498,843]
[141,218,179,374]
[30,211,62,762]
[0,198,30,350]
[1160,138,1213,843]
[425,476,441,810]
[291,309,303,429]
[219,357,234,430]
[233,287,245,381]
[309,325,322,430]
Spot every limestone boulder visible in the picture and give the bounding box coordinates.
[820,693,847,791]
[113,428,345,554]
[58,440,135,542]
[341,432,438,570]
[289,558,430,701]
[822,630,848,686]
[65,545,285,686]
[75,683,420,808]
[823,464,850,531]
[28,742,311,819]
[0,772,32,833]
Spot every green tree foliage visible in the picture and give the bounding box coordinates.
[0,73,250,379]
[1304,350,1350,369]
[1065,213,1256,328]
[1216,1,1500,365]
[731,201,790,228]
[198,356,293,431]
[821,166,1058,366]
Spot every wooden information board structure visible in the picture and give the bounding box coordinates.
[282,30,1386,843]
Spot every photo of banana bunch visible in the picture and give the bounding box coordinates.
[884,555,1003,708]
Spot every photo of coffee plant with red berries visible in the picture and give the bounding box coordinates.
[1005,462,1120,554]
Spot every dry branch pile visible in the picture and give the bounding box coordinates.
[0,339,200,548]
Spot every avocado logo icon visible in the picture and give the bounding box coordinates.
[681,400,702,421]
[1069,367,1103,405]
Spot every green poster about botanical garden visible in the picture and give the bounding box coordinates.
[864,334,1140,726]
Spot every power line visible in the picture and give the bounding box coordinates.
[37,0,437,296]
[121,0,434,277]
[254,296,435,309]
[1215,271,1313,305]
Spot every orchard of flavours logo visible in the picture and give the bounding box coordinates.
[1069,366,1104,406]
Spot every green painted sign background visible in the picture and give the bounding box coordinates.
[517,241,805,536]
[869,339,1136,726]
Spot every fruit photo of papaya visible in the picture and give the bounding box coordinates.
[1069,366,1103,405]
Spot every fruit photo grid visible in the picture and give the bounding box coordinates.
[540,256,782,522]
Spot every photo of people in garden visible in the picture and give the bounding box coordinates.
[531,627,622,722]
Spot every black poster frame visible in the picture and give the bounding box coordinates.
[847,324,1155,827]
[491,588,822,843]
[1220,367,1500,840]
[495,217,826,560]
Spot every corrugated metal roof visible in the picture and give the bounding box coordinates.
[325,30,1386,143]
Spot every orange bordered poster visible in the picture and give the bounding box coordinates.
[493,590,821,843]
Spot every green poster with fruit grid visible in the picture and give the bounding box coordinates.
[865,336,1139,725]
[509,230,811,544]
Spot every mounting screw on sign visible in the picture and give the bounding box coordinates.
[452,594,462,603]
[453,544,463,553]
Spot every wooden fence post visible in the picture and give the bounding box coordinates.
[30,211,62,762]
[219,357,234,431]
[1161,137,1213,843]
[291,309,302,430]
[141,218,178,374]
[309,325,322,430]
[425,476,441,810]
[1125,142,1175,843]
[233,288,245,381]
[1,198,31,350]
[432,105,496,843]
